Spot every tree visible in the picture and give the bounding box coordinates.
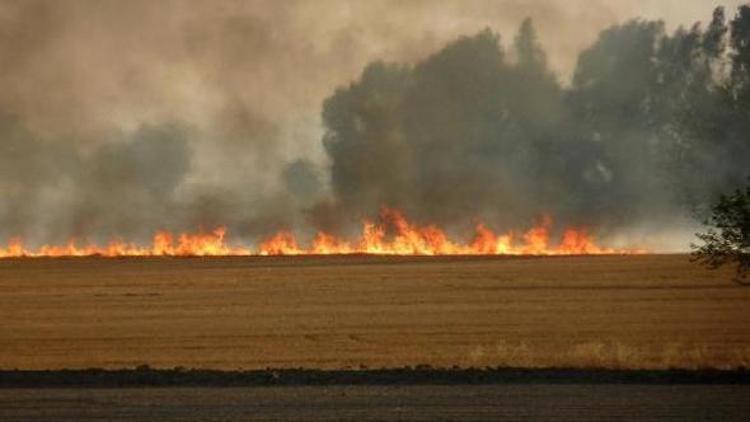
[703,6,728,60]
[730,5,750,96]
[692,180,750,284]
[514,18,547,73]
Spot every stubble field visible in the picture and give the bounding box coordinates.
[1,254,748,371]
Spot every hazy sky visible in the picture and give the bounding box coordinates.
[1,0,743,154]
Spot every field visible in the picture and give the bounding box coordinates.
[1,254,748,371]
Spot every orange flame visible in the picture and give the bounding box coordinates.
[0,208,642,258]
[258,231,303,256]
[0,227,250,258]
[254,208,640,256]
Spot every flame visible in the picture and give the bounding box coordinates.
[312,232,353,255]
[258,231,303,256]
[0,227,250,258]
[0,208,642,258]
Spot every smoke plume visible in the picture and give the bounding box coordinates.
[0,0,748,250]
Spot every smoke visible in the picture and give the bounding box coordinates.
[318,5,750,248]
[0,0,747,249]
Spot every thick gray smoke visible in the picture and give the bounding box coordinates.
[0,0,747,249]
[319,27,569,232]
[318,7,750,249]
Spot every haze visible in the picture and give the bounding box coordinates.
[0,0,747,250]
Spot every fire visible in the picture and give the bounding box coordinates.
[0,227,250,258]
[0,208,640,258]
[258,231,303,256]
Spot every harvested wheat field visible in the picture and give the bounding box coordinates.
[0,255,748,371]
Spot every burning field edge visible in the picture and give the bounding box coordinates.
[1,367,749,388]
[0,209,645,258]
[0,252,650,261]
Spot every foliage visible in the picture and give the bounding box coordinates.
[692,181,750,284]
[319,5,750,235]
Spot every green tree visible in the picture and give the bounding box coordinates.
[692,181,750,284]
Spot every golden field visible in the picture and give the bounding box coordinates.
[0,255,748,370]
